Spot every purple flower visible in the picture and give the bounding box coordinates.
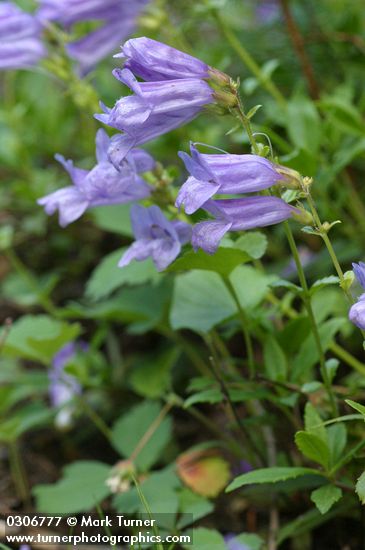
[50,341,86,427]
[119,205,191,271]
[37,0,149,73]
[37,129,154,227]
[256,0,280,24]
[349,262,365,330]
[349,295,365,330]
[115,37,211,82]
[96,68,214,162]
[192,197,298,254]
[224,534,250,550]
[176,143,295,214]
[0,2,46,70]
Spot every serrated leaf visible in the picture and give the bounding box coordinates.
[85,248,159,301]
[311,484,342,514]
[111,401,172,471]
[226,467,321,492]
[355,471,365,504]
[0,315,81,364]
[310,276,340,295]
[234,232,268,259]
[33,461,111,513]
[295,431,330,469]
[304,403,327,443]
[246,104,262,119]
[167,247,250,276]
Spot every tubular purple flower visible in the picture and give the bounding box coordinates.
[119,204,191,271]
[0,2,46,70]
[50,341,86,428]
[349,295,365,330]
[224,535,251,550]
[37,0,149,73]
[352,261,365,290]
[192,197,299,254]
[115,37,211,82]
[96,69,214,161]
[37,129,154,227]
[176,143,295,214]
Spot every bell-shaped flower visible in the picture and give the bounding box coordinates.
[192,197,299,254]
[38,129,154,227]
[0,2,46,70]
[115,37,212,82]
[49,341,87,428]
[176,143,299,214]
[119,204,191,271]
[349,295,365,330]
[96,69,214,161]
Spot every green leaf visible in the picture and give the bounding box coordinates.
[304,403,327,443]
[0,402,54,442]
[295,431,330,469]
[85,248,159,301]
[292,318,347,381]
[226,467,321,492]
[355,471,365,504]
[0,315,81,364]
[230,265,276,310]
[310,276,340,295]
[167,247,250,276]
[286,95,322,154]
[310,484,342,514]
[231,533,264,550]
[328,424,347,467]
[129,348,178,399]
[183,528,226,550]
[234,232,268,259]
[33,461,111,513]
[345,399,365,417]
[177,488,214,529]
[263,335,287,381]
[184,389,224,408]
[318,97,365,137]
[111,401,172,471]
[91,204,132,235]
[170,270,236,332]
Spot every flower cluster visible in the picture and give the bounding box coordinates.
[39,37,307,272]
[37,0,150,73]
[349,262,365,330]
[0,2,46,70]
[95,37,233,164]
[176,143,301,253]
[38,129,154,227]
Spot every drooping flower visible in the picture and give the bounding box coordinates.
[96,68,214,162]
[176,143,300,214]
[192,197,299,254]
[349,262,365,330]
[115,37,213,82]
[119,204,191,271]
[37,0,149,73]
[38,129,154,227]
[0,2,46,70]
[49,341,86,428]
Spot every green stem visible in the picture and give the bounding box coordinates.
[9,440,30,504]
[75,395,113,442]
[222,276,256,378]
[209,7,287,107]
[5,248,59,317]
[284,222,338,416]
[130,402,173,462]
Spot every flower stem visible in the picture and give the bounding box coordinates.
[209,7,287,108]
[223,276,256,378]
[9,440,30,504]
[284,222,338,416]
